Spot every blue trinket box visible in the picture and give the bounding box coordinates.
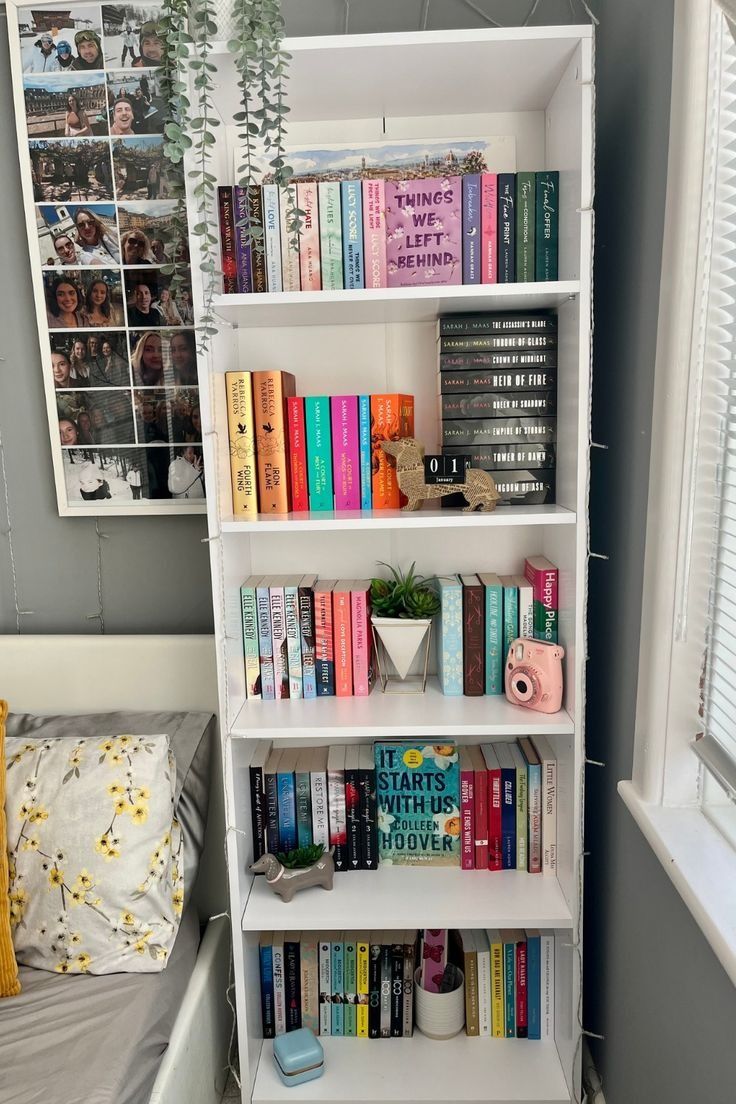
[272,1027,324,1088]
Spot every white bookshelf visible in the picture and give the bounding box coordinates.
[187,26,592,1104]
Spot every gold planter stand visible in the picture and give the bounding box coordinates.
[371,621,433,694]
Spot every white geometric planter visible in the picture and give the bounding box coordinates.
[370,616,432,692]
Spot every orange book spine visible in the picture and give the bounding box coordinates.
[333,582,354,697]
[370,394,415,509]
[253,370,297,513]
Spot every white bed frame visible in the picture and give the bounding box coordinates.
[1,634,232,1104]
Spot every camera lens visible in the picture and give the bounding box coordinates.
[516,678,528,696]
[511,670,535,703]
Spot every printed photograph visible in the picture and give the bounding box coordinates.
[118,200,189,263]
[112,135,182,200]
[62,446,149,502]
[106,71,166,135]
[24,71,108,138]
[51,331,130,388]
[134,387,200,444]
[44,269,125,329]
[30,138,114,202]
[124,268,193,328]
[129,328,197,386]
[102,6,165,69]
[19,6,104,73]
[37,204,120,267]
[57,389,135,447]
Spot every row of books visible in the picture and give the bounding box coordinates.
[437,556,559,697]
[457,929,554,1039]
[217,172,559,294]
[226,370,414,515]
[438,311,558,508]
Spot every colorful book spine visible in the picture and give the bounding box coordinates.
[462,173,481,285]
[300,934,319,1035]
[296,181,321,291]
[370,394,414,509]
[461,930,479,1037]
[459,747,475,870]
[516,573,534,638]
[318,181,343,290]
[525,930,541,1041]
[284,578,302,699]
[471,745,488,871]
[520,736,542,874]
[264,750,281,854]
[252,370,296,514]
[272,932,286,1036]
[480,173,498,284]
[358,395,372,510]
[532,734,557,875]
[495,743,516,870]
[286,397,309,513]
[541,932,555,1038]
[402,932,416,1037]
[351,582,372,697]
[516,171,536,283]
[535,170,559,281]
[318,940,331,1035]
[368,937,382,1038]
[482,745,503,872]
[256,579,275,701]
[516,936,528,1038]
[390,937,404,1037]
[249,744,268,861]
[379,943,392,1038]
[276,750,297,852]
[488,930,505,1038]
[262,183,283,292]
[310,747,330,849]
[341,180,365,289]
[476,930,492,1036]
[363,180,387,289]
[385,177,462,287]
[524,555,559,643]
[279,183,301,291]
[461,574,484,696]
[284,932,301,1031]
[438,575,463,696]
[500,576,519,656]
[510,743,528,872]
[218,186,238,293]
[333,580,353,698]
[295,749,313,848]
[420,929,447,992]
[478,573,503,695]
[344,936,357,1036]
[327,744,347,871]
[331,395,360,510]
[314,581,335,696]
[270,582,289,700]
[248,185,268,293]
[225,371,258,517]
[331,937,344,1035]
[259,934,275,1038]
[358,743,378,870]
[298,575,317,700]
[344,744,362,870]
[497,173,516,283]
[356,936,370,1037]
[233,185,253,294]
[304,396,333,511]
[502,932,516,1038]
[240,575,261,699]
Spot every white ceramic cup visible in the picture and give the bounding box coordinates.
[413,967,465,1039]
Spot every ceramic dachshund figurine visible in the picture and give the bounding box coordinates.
[381,438,499,512]
[250,850,335,902]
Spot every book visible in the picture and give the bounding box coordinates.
[499,575,519,657]
[286,397,309,513]
[279,183,301,291]
[509,742,528,871]
[249,741,270,861]
[314,580,336,696]
[477,572,503,695]
[284,575,303,699]
[525,929,541,1041]
[264,748,282,854]
[385,176,462,287]
[358,395,372,510]
[378,941,392,1039]
[225,371,258,517]
[259,932,275,1038]
[248,185,268,293]
[470,745,488,870]
[445,442,557,471]
[284,931,301,1031]
[438,311,558,336]
[332,580,354,698]
[494,741,517,870]
[458,747,475,871]
[524,554,559,643]
[276,748,298,853]
[298,574,318,700]
[217,186,238,293]
[272,931,286,1035]
[402,930,416,1037]
[442,417,557,447]
[390,934,404,1036]
[368,933,382,1039]
[345,743,362,870]
[516,172,536,283]
[437,575,463,696]
[351,582,373,698]
[356,935,370,1037]
[515,934,528,1038]
[309,747,330,849]
[532,734,557,874]
[318,181,344,290]
[363,180,387,289]
[343,933,357,1036]
[440,332,557,353]
[233,185,253,294]
[294,749,313,849]
[460,574,484,696]
[440,350,558,370]
[487,929,505,1037]
[296,181,321,290]
[370,394,415,509]
[318,939,331,1035]
[490,470,556,507]
[515,572,535,639]
[374,742,460,866]
[240,574,262,699]
[499,930,516,1038]
[331,396,360,510]
[341,180,365,289]
[462,173,481,284]
[475,929,492,1036]
[459,930,479,1036]
[256,577,276,701]
[541,932,555,1038]
[497,172,516,283]
[519,736,542,874]
[358,743,378,870]
[481,744,502,871]
[327,743,347,872]
[300,933,319,1034]
[480,173,498,284]
[331,935,344,1035]
[304,396,333,511]
[262,183,283,292]
[253,370,296,514]
[440,391,557,419]
[535,170,559,281]
[269,580,289,700]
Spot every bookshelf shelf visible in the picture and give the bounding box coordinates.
[252,1036,571,1104]
[242,866,573,932]
[220,505,576,533]
[230,679,574,740]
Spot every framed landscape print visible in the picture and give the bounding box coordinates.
[5,1,205,514]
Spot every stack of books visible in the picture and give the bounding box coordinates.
[456,929,555,1039]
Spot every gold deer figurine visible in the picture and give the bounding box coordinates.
[381,438,499,512]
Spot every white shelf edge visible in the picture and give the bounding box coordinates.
[220,505,576,533]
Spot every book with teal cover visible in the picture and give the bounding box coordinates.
[478,572,503,695]
[319,182,344,289]
[331,937,345,1035]
[516,171,536,282]
[437,576,463,696]
[500,575,518,657]
[305,396,333,510]
[358,395,372,510]
[343,935,357,1036]
[341,180,365,289]
[374,743,460,866]
[535,171,559,281]
[295,749,313,848]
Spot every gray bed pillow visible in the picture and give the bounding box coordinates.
[6,709,215,906]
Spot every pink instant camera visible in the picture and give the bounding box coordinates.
[504,637,565,713]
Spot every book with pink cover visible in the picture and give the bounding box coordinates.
[330,395,360,510]
[350,581,373,697]
[363,180,387,289]
[296,181,321,291]
[385,177,462,288]
[481,173,498,284]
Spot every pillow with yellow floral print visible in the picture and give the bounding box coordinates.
[5,733,184,975]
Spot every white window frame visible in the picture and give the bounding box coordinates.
[620,0,736,986]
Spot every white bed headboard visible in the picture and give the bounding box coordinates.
[0,634,226,920]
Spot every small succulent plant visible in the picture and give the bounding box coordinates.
[276,844,325,869]
[370,562,441,620]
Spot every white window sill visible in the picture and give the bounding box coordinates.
[618,780,736,987]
